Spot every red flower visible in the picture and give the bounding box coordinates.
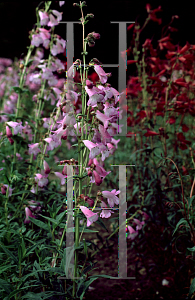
[144,129,159,137]
[127,24,134,31]
[167,117,176,124]
[127,60,137,65]
[182,124,189,132]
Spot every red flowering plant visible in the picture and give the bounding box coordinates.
[118,3,195,297]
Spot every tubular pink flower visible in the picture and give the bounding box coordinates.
[94,65,108,84]
[44,137,58,151]
[6,125,12,138]
[39,11,49,26]
[59,1,65,6]
[100,201,113,218]
[52,10,63,22]
[54,172,66,185]
[80,206,99,227]
[51,38,66,56]
[107,143,115,155]
[133,218,145,231]
[102,189,120,207]
[35,174,48,188]
[67,64,76,78]
[7,121,24,135]
[28,143,41,156]
[28,200,41,212]
[3,184,15,197]
[48,12,59,27]
[31,34,43,47]
[96,110,112,128]
[93,170,102,186]
[95,164,111,178]
[87,93,105,107]
[141,211,150,221]
[24,207,36,224]
[127,226,138,240]
[85,85,103,97]
[82,140,101,159]
[99,124,112,144]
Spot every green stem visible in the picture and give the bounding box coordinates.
[73,3,88,297]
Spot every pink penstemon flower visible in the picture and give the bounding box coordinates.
[127,225,139,240]
[28,143,41,156]
[59,1,65,6]
[6,121,24,135]
[80,206,99,227]
[95,110,112,129]
[35,173,49,188]
[94,64,110,84]
[87,157,111,186]
[28,200,41,213]
[51,37,66,56]
[6,125,12,138]
[48,10,63,27]
[38,11,49,26]
[102,189,120,207]
[133,218,145,231]
[24,207,36,224]
[82,140,101,159]
[1,184,15,197]
[100,201,114,218]
[54,172,66,185]
[43,160,51,174]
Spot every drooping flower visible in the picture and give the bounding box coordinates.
[6,121,24,135]
[133,218,145,231]
[59,1,65,6]
[127,225,138,240]
[102,189,120,207]
[39,11,49,26]
[79,206,99,227]
[144,129,159,137]
[6,125,12,138]
[35,174,48,188]
[24,207,36,224]
[96,110,112,129]
[82,140,101,159]
[43,160,51,174]
[51,38,66,56]
[54,172,66,185]
[94,65,109,84]
[28,143,41,156]
[100,201,114,218]
[48,10,63,27]
[27,200,41,214]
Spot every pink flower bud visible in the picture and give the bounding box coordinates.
[92,32,100,39]
[43,160,50,174]
[1,186,7,195]
[85,197,94,207]
[24,207,36,224]
[88,170,93,177]
[86,79,93,89]
[93,170,102,186]
[6,126,12,138]
[8,138,14,145]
